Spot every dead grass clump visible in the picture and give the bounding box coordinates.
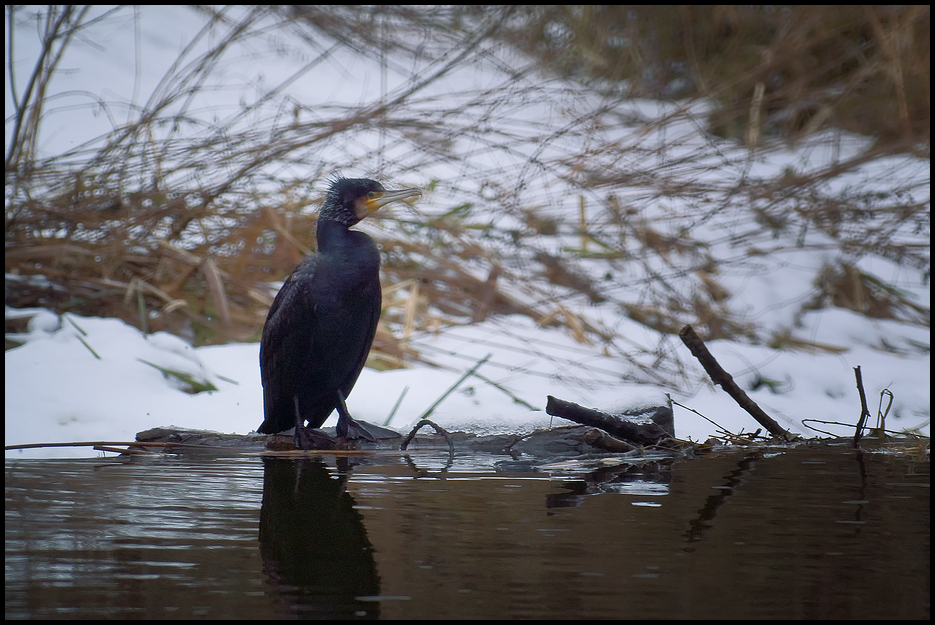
[499,5,930,151]
[810,261,930,326]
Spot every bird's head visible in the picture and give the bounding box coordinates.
[321,178,422,227]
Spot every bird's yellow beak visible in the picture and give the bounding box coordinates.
[356,187,422,220]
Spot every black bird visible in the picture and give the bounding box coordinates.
[257,178,422,440]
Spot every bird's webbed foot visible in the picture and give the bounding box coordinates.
[335,391,378,443]
[336,416,378,442]
[293,426,336,450]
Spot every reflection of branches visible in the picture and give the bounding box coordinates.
[685,453,760,545]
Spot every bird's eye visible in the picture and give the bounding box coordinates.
[368,192,376,199]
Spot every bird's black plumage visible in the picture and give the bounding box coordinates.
[257,178,421,438]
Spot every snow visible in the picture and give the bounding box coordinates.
[5,7,929,457]
[5,303,929,458]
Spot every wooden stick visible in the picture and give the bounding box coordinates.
[5,440,170,451]
[852,366,871,446]
[400,418,455,459]
[678,324,796,441]
[545,396,670,446]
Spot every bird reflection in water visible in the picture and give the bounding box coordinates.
[259,457,380,618]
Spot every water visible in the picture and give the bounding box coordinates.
[5,443,929,619]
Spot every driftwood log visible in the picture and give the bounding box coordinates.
[123,423,670,457]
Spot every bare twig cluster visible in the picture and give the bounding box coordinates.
[5,6,929,391]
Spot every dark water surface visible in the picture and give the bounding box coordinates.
[5,444,929,619]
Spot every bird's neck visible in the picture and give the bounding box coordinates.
[317,219,362,251]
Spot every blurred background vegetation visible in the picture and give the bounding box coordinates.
[5,5,930,384]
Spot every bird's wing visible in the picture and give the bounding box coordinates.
[258,270,317,433]
[354,285,382,386]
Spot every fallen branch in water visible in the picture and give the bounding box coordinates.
[545,396,671,446]
[679,324,796,442]
[401,418,455,460]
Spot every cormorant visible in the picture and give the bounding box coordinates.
[257,177,422,440]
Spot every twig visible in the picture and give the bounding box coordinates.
[670,398,733,438]
[94,445,153,456]
[853,366,871,446]
[400,419,455,463]
[5,440,242,454]
[6,440,169,451]
[679,324,796,441]
[875,389,894,437]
